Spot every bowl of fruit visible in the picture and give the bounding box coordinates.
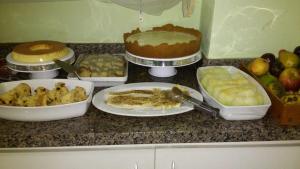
[244,46,300,125]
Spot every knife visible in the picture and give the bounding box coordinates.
[53,59,82,80]
[170,87,219,118]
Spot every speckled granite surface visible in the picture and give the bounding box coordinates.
[0,43,299,148]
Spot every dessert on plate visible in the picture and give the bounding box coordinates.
[11,40,69,63]
[124,24,201,59]
[106,88,182,109]
[77,54,126,77]
[0,82,87,107]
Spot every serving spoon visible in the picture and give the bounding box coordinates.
[53,59,82,80]
[168,86,219,118]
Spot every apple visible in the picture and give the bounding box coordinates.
[248,58,269,76]
[279,68,300,91]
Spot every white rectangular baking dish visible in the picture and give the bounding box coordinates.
[67,54,128,87]
[197,66,271,120]
[0,79,94,121]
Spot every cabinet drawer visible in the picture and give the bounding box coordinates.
[0,147,154,169]
[155,146,300,169]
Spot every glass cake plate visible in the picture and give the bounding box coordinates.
[125,50,201,77]
[6,48,75,79]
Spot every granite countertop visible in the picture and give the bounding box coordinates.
[0,43,300,148]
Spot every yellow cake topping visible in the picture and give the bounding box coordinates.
[126,31,197,46]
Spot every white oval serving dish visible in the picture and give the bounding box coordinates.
[0,79,94,121]
[197,66,271,120]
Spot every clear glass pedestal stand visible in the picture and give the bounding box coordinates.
[6,48,75,79]
[125,51,202,77]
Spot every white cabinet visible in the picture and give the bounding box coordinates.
[1,142,300,169]
[155,143,300,169]
[0,147,154,169]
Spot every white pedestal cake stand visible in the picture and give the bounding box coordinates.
[125,51,202,77]
[6,48,75,79]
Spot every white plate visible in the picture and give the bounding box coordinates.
[92,82,203,117]
[6,48,74,66]
[126,50,201,61]
[125,51,202,68]
[0,79,94,121]
[197,66,271,120]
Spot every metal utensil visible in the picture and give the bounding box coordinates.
[170,86,219,118]
[53,59,81,80]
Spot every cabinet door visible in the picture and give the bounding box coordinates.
[155,145,300,169]
[0,148,154,169]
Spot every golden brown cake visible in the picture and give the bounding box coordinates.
[11,40,69,63]
[124,24,201,58]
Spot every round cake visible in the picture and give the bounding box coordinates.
[11,40,69,63]
[124,24,201,58]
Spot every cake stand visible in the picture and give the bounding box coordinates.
[125,51,202,77]
[6,48,75,79]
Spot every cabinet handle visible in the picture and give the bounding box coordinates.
[134,163,138,169]
[171,161,175,169]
